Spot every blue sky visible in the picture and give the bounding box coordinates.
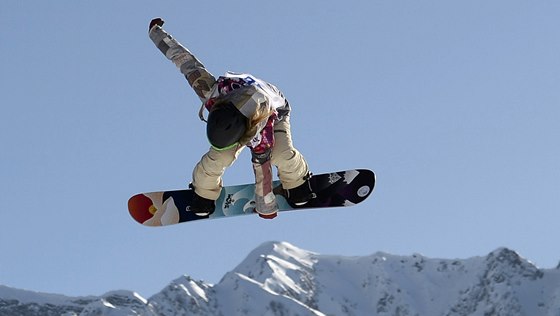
[1,1,559,297]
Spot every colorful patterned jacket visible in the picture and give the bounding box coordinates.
[149,26,289,156]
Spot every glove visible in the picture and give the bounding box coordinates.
[254,190,278,219]
[149,18,165,32]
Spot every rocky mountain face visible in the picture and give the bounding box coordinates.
[2,241,560,316]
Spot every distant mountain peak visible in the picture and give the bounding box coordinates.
[2,242,559,316]
[485,247,544,281]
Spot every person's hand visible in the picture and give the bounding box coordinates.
[149,18,165,31]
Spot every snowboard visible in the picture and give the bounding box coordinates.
[128,169,375,226]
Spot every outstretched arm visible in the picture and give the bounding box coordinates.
[148,18,216,102]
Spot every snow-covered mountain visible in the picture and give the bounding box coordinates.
[2,241,560,316]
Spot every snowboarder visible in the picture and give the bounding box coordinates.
[148,18,315,219]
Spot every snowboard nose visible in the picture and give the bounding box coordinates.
[128,194,155,224]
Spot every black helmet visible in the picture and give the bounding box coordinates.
[206,102,248,150]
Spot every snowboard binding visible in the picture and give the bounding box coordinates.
[188,183,216,216]
[285,172,317,207]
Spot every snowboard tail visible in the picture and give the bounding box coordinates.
[128,169,375,226]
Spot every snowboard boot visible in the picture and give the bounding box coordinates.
[189,185,215,216]
[286,173,316,206]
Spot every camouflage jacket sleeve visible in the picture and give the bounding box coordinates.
[149,25,216,102]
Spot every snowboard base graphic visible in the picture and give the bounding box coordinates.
[128,169,375,226]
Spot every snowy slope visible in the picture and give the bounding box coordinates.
[2,241,560,316]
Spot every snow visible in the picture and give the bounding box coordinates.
[2,241,560,315]
[0,285,95,305]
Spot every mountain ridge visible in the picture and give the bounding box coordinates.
[2,241,560,316]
